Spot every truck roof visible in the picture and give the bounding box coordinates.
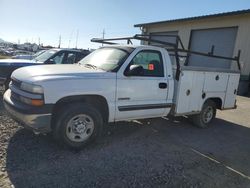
[101,44,164,51]
[47,48,89,53]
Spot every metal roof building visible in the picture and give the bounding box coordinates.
[135,9,250,95]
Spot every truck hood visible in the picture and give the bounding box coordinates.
[0,59,42,66]
[12,64,110,83]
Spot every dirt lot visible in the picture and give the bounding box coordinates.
[0,93,250,188]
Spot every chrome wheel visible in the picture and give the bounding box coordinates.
[66,114,94,142]
[202,106,214,123]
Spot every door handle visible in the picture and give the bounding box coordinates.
[159,82,167,89]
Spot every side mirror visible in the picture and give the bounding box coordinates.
[125,65,144,76]
[46,59,55,64]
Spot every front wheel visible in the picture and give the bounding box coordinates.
[53,103,103,149]
[192,100,216,128]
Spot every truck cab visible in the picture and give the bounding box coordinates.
[114,45,174,121]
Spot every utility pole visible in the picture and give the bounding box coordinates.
[38,37,40,46]
[75,29,79,49]
[102,29,105,46]
[58,35,61,48]
[68,39,71,48]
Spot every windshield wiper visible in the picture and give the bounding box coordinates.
[84,63,98,69]
[82,63,107,71]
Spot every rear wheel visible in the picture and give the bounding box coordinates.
[53,103,103,149]
[192,100,216,128]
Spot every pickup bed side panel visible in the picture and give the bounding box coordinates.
[174,68,240,115]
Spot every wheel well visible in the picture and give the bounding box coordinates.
[52,95,109,126]
[207,98,222,109]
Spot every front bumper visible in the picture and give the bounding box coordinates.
[3,89,53,133]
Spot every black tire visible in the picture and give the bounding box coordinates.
[53,103,103,149]
[192,100,216,128]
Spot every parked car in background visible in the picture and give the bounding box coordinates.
[12,50,46,60]
[0,48,90,90]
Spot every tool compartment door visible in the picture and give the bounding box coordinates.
[224,74,240,108]
[203,72,228,92]
[175,70,204,114]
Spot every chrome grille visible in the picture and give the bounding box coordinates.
[11,78,21,89]
[10,78,22,103]
[10,90,21,102]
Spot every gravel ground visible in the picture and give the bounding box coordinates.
[0,92,250,188]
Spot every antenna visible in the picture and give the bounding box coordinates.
[58,35,61,48]
[102,29,105,46]
[75,29,79,49]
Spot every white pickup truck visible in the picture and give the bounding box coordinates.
[3,35,241,149]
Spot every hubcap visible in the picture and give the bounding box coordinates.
[203,106,213,123]
[66,114,94,142]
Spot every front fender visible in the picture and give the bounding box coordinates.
[41,78,116,122]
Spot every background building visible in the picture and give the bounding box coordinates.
[135,9,250,95]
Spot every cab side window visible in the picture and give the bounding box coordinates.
[64,52,76,64]
[128,50,164,77]
[51,52,65,64]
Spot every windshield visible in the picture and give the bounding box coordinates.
[79,47,129,72]
[33,50,46,58]
[34,49,57,62]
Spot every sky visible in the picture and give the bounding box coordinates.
[0,0,250,49]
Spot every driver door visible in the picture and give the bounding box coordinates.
[115,49,170,121]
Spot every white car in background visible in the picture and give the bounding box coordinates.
[12,50,46,60]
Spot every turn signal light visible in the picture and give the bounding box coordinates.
[31,99,44,106]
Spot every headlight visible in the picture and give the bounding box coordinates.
[20,82,43,94]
